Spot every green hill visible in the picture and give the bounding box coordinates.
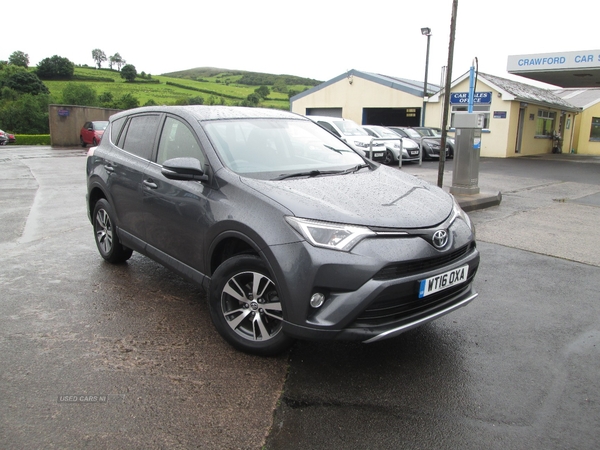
[44,66,321,110]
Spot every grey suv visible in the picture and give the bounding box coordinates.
[86,106,479,355]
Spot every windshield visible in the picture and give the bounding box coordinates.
[333,120,369,137]
[403,128,422,139]
[373,126,401,138]
[204,118,366,180]
[93,121,108,131]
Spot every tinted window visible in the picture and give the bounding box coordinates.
[110,117,127,145]
[121,114,161,160]
[156,117,205,165]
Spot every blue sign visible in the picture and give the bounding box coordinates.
[450,92,492,105]
[58,109,70,117]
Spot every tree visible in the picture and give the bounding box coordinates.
[246,93,261,106]
[36,55,75,80]
[272,79,288,93]
[0,93,50,134]
[188,96,204,105]
[61,83,98,106]
[110,53,125,71]
[98,91,115,107]
[254,85,270,99]
[3,69,49,95]
[91,49,107,69]
[116,93,139,109]
[120,64,137,82]
[8,51,29,68]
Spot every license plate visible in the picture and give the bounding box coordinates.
[419,265,468,298]
[374,152,384,158]
[410,151,419,155]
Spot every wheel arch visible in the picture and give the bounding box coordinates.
[209,232,261,276]
[87,185,107,223]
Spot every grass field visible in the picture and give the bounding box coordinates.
[44,66,318,110]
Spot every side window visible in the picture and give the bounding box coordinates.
[121,114,161,160]
[156,117,205,165]
[110,117,127,145]
[318,121,341,138]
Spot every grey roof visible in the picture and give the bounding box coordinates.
[290,69,438,103]
[476,72,581,111]
[552,88,600,109]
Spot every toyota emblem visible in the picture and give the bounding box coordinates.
[432,230,449,249]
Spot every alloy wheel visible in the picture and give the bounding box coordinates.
[95,209,113,255]
[221,271,283,342]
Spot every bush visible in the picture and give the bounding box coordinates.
[61,83,98,106]
[0,93,50,134]
[6,135,51,145]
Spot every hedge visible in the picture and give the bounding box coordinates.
[7,135,51,145]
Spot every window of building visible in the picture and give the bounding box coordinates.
[536,110,555,137]
[590,117,600,142]
[451,105,490,129]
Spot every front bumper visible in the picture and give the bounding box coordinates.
[265,219,479,343]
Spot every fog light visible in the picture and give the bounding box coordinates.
[310,293,325,308]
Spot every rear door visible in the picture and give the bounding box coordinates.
[105,113,162,242]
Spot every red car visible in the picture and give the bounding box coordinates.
[80,121,108,147]
[0,129,9,145]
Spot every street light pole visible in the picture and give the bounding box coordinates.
[421,27,432,127]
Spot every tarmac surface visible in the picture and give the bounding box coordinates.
[1,147,599,449]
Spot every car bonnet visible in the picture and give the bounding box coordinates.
[240,166,453,229]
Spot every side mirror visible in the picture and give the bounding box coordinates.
[161,157,208,182]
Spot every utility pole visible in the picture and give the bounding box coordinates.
[438,0,458,188]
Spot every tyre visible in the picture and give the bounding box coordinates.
[80,136,87,148]
[383,150,394,165]
[208,255,294,355]
[92,199,133,263]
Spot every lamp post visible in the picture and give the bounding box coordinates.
[421,27,432,127]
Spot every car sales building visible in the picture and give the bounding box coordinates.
[291,50,600,158]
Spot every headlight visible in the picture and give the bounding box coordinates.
[353,141,369,148]
[452,197,474,234]
[286,217,375,251]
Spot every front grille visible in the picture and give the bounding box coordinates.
[373,243,475,280]
[353,268,478,326]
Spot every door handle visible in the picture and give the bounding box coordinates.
[104,164,115,173]
[143,179,158,189]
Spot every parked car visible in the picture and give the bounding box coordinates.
[388,127,450,160]
[80,121,108,147]
[362,125,421,164]
[413,127,454,158]
[7,133,16,144]
[307,116,386,162]
[0,129,9,146]
[86,106,479,355]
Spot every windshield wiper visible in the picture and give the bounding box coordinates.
[275,164,370,180]
[342,163,370,174]
[323,145,347,154]
[275,169,344,180]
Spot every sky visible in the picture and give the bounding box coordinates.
[3,0,598,89]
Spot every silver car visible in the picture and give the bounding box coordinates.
[363,125,421,164]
